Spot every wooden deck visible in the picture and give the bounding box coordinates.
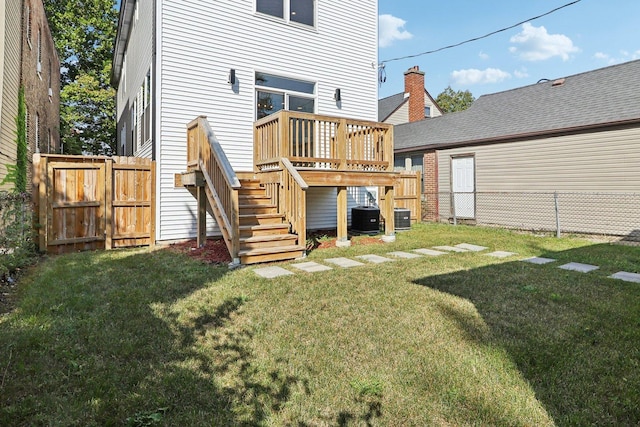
[178,112,410,265]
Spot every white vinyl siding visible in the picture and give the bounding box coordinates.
[0,0,21,189]
[115,0,153,158]
[157,0,379,241]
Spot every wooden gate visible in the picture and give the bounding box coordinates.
[34,154,155,254]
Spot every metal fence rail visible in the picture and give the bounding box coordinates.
[423,192,640,242]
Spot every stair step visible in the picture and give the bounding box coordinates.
[239,179,264,189]
[238,187,267,196]
[239,195,272,205]
[240,233,299,250]
[239,213,284,226]
[239,223,290,237]
[239,244,306,265]
[239,204,278,215]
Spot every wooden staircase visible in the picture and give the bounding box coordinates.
[237,178,306,264]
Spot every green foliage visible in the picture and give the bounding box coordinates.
[125,408,168,427]
[0,192,37,277]
[436,85,475,113]
[43,0,118,155]
[2,88,28,191]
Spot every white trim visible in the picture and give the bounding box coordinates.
[154,0,162,242]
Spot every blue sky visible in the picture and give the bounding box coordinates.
[378,0,640,99]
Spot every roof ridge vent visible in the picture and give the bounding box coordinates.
[552,78,566,87]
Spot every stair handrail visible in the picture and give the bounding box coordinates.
[187,116,241,263]
[280,157,308,248]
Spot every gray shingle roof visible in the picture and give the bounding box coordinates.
[395,59,640,152]
[378,93,406,122]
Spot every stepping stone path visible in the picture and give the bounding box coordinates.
[433,245,468,253]
[455,243,488,252]
[291,261,333,273]
[487,251,518,258]
[387,251,422,259]
[609,272,640,283]
[254,266,295,279]
[324,257,365,268]
[522,257,556,265]
[413,248,447,256]
[356,254,395,264]
[559,262,599,273]
[251,241,634,285]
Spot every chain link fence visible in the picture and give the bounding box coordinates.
[422,192,640,242]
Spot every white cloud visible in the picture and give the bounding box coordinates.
[514,68,529,79]
[509,23,579,61]
[478,51,489,60]
[593,49,640,64]
[378,14,413,48]
[450,68,512,85]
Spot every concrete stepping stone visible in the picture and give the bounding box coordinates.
[487,251,518,258]
[413,248,448,256]
[387,251,422,259]
[559,262,599,273]
[254,266,294,278]
[522,257,556,265]
[356,254,395,264]
[291,261,332,273]
[456,243,488,252]
[325,257,365,268]
[433,245,468,253]
[609,271,640,283]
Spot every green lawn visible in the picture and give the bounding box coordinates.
[1,223,639,426]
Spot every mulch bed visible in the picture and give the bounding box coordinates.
[164,230,384,264]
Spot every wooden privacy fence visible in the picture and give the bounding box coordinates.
[33,154,155,254]
[380,171,422,224]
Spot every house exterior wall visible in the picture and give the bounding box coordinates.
[115,0,154,158]
[155,0,379,241]
[1,0,59,191]
[0,0,21,190]
[436,124,640,235]
[21,0,60,160]
[384,102,409,126]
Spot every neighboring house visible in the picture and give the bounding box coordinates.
[378,65,443,194]
[111,0,387,253]
[394,60,640,236]
[0,0,60,191]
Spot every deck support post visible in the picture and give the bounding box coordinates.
[382,185,396,243]
[197,185,207,247]
[336,186,351,247]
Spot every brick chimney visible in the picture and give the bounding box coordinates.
[404,66,426,122]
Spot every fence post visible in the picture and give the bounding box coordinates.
[554,191,561,238]
[452,192,457,226]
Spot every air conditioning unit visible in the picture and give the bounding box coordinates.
[394,208,411,231]
[351,206,380,235]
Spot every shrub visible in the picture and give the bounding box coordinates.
[0,191,37,277]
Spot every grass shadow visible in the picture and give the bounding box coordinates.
[0,248,307,425]
[413,243,640,425]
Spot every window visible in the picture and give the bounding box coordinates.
[256,0,315,26]
[35,113,40,153]
[255,73,315,119]
[37,27,42,76]
[424,106,431,117]
[26,6,32,48]
[142,69,151,144]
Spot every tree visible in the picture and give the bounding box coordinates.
[436,86,475,113]
[43,0,118,155]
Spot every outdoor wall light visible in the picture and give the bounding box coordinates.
[334,88,341,101]
[228,69,236,85]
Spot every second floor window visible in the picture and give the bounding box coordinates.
[255,73,315,120]
[256,0,315,27]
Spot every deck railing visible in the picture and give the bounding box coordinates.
[280,158,308,245]
[187,116,241,262]
[254,111,394,172]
